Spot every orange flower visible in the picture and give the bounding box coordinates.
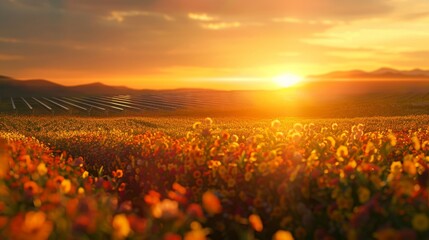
[272,230,294,240]
[118,182,126,192]
[54,175,64,185]
[249,214,263,232]
[172,182,187,195]
[202,191,222,215]
[193,170,201,179]
[114,169,124,178]
[184,222,210,240]
[144,190,161,205]
[9,211,53,240]
[24,181,39,196]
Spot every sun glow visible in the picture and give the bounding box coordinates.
[273,74,303,88]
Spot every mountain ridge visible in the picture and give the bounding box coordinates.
[307,67,429,80]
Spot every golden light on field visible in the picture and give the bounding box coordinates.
[273,74,303,88]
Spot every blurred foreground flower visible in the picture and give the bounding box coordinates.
[272,230,294,240]
[113,214,131,240]
[9,211,53,240]
[202,191,222,215]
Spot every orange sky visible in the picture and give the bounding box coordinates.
[1,0,429,90]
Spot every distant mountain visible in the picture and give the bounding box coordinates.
[0,76,139,97]
[308,67,429,80]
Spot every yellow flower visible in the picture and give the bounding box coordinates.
[37,163,47,176]
[60,179,71,193]
[184,221,210,240]
[390,161,402,175]
[412,213,429,232]
[112,214,131,239]
[202,191,222,215]
[271,119,281,129]
[204,117,213,126]
[82,171,89,179]
[193,122,202,129]
[403,158,417,175]
[387,134,397,146]
[78,187,85,195]
[272,230,294,240]
[249,214,263,232]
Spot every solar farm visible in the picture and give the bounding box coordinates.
[0,91,246,115]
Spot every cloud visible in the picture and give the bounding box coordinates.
[200,22,241,30]
[188,13,216,21]
[106,11,174,23]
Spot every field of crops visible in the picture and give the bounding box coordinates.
[0,115,428,239]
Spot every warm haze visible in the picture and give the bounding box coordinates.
[1,0,429,90]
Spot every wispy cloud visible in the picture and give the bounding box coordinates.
[200,22,241,30]
[106,11,174,23]
[188,13,216,21]
[272,17,342,25]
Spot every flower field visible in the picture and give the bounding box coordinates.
[0,115,428,239]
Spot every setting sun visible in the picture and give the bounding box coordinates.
[273,74,303,88]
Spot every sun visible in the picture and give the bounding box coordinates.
[273,74,303,88]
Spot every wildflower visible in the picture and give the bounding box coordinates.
[326,136,336,148]
[36,163,47,176]
[82,171,89,179]
[114,169,124,178]
[271,119,281,129]
[332,123,338,131]
[144,190,161,205]
[173,182,187,195]
[112,214,131,239]
[78,187,85,195]
[412,213,429,232]
[10,211,53,240]
[390,161,402,175]
[24,181,39,196]
[403,158,417,175]
[186,203,204,218]
[249,214,263,232]
[336,145,348,160]
[202,191,222,215]
[193,170,201,179]
[231,134,239,142]
[193,122,202,129]
[184,221,210,240]
[152,199,179,219]
[204,117,213,126]
[387,134,397,146]
[412,135,421,150]
[293,123,303,132]
[272,230,294,240]
[60,179,72,193]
